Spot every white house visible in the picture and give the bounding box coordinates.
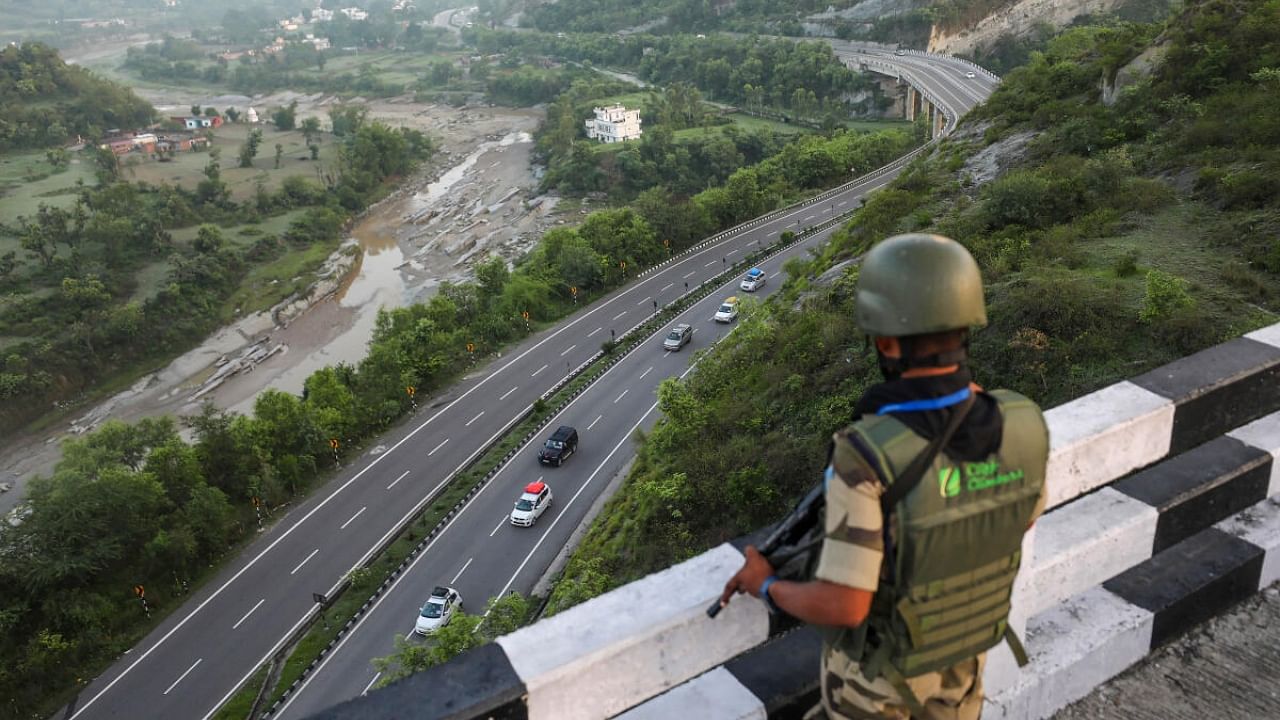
[584,105,643,143]
[246,106,260,124]
[340,7,369,21]
[312,7,334,21]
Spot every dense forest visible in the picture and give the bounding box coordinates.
[546,0,1280,611]
[0,43,153,150]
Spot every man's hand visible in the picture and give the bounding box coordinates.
[718,545,775,609]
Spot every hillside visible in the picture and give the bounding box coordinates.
[0,43,153,150]
[545,0,1280,611]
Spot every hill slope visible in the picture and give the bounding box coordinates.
[546,0,1280,611]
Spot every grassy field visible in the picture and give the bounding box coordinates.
[123,123,337,200]
[0,150,95,221]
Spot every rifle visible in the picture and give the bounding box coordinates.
[706,481,825,618]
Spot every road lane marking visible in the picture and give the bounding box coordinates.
[490,518,506,537]
[361,673,382,696]
[637,296,651,306]
[340,507,367,530]
[614,389,629,404]
[769,271,781,279]
[804,214,815,222]
[163,659,202,696]
[428,439,449,456]
[465,411,485,427]
[682,271,696,279]
[386,470,410,490]
[837,200,847,207]
[660,283,673,292]
[232,600,265,630]
[612,311,627,320]
[726,248,739,256]
[588,414,603,430]
[531,363,548,377]
[495,402,661,601]
[588,327,602,337]
[560,344,576,357]
[640,366,653,380]
[451,557,474,584]
[499,386,518,400]
[704,260,717,267]
[290,549,319,576]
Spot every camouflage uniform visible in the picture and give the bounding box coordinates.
[807,424,1047,720]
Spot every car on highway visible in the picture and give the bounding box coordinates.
[965,71,976,78]
[415,586,462,635]
[664,324,693,351]
[538,425,578,466]
[739,267,766,292]
[511,480,553,527]
[714,297,739,323]
[895,49,907,56]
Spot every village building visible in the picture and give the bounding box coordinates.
[584,105,643,143]
[171,115,223,130]
[312,7,334,22]
[340,7,369,21]
[246,107,260,124]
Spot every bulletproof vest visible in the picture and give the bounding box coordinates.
[828,389,1048,682]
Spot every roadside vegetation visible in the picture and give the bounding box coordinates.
[545,0,1280,613]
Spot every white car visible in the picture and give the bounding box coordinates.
[739,268,766,292]
[510,480,553,527]
[714,297,739,323]
[415,586,461,635]
[965,71,976,79]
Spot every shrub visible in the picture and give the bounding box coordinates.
[1114,250,1140,277]
[1139,269,1194,322]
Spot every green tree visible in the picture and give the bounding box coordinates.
[1139,269,1194,322]
[238,128,263,168]
[274,142,284,169]
[272,100,299,130]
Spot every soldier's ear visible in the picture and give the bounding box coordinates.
[874,336,900,358]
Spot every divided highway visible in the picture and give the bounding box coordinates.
[62,49,994,720]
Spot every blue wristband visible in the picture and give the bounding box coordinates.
[759,575,781,615]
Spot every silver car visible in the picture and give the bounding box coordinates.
[664,324,693,351]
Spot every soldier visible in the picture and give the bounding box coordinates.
[720,233,1049,719]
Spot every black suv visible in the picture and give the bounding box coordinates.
[538,425,579,466]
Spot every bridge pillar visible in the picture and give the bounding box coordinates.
[906,86,917,122]
[934,109,944,137]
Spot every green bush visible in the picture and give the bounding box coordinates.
[1139,269,1195,322]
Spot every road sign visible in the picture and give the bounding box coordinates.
[133,585,145,598]
[570,286,577,297]
[252,496,260,507]
[313,592,327,605]
[663,239,670,248]
[620,260,627,270]
[521,311,530,321]
[406,386,415,397]
[466,342,475,353]
[329,438,340,450]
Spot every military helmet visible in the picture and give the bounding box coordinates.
[855,233,986,337]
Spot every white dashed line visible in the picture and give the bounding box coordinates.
[560,344,576,357]
[704,260,717,267]
[490,518,506,537]
[428,438,449,456]
[837,201,847,207]
[532,364,548,377]
[499,386,518,400]
[290,549,319,575]
[640,366,654,380]
[804,215,815,222]
[588,414,603,430]
[386,470,409,490]
[612,311,627,321]
[614,389,629,404]
[340,507,367,530]
[726,249,739,256]
[163,659,202,696]
[683,271,696,279]
[661,283,673,292]
[361,673,382,696]
[637,296,651,306]
[451,557,474,584]
[465,411,485,427]
[769,271,781,279]
[232,599,265,630]
[588,327,602,337]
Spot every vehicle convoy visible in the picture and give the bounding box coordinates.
[415,586,462,635]
[714,297,739,323]
[538,425,578,466]
[664,323,693,351]
[740,268,766,292]
[511,480,553,527]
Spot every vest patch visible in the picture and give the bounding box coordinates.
[964,462,1025,492]
[937,467,961,498]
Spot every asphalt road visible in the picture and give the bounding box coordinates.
[61,48,993,720]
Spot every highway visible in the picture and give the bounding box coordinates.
[60,42,994,720]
